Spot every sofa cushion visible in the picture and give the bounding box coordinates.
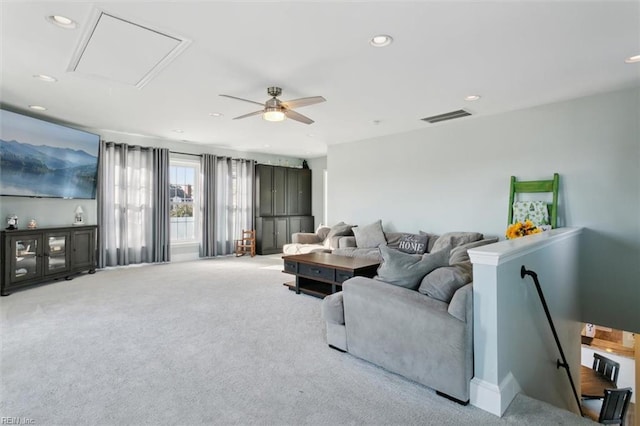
[352,220,386,248]
[418,265,471,303]
[396,233,429,254]
[332,247,382,261]
[291,233,321,245]
[431,231,483,253]
[375,245,449,290]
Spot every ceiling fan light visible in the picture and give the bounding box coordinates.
[263,108,285,122]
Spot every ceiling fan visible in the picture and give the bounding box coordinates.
[219,87,326,125]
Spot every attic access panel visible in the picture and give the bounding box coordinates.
[69,11,189,88]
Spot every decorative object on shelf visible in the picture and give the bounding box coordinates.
[585,323,596,338]
[512,200,550,228]
[507,173,560,229]
[27,219,37,229]
[73,206,84,225]
[302,160,309,169]
[505,220,541,239]
[6,215,18,230]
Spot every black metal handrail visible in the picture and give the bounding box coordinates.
[520,265,583,417]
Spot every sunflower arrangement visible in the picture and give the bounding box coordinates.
[506,220,542,239]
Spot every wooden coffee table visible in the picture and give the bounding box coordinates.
[282,252,380,298]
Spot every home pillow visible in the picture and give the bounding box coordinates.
[431,231,483,253]
[352,220,386,248]
[418,264,472,303]
[375,245,449,290]
[396,233,429,254]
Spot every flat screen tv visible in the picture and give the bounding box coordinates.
[0,109,100,199]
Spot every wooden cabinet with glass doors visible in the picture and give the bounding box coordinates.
[1,225,96,296]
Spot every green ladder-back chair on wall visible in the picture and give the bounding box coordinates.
[508,173,560,229]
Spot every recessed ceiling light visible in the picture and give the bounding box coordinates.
[172,129,184,133]
[464,95,481,101]
[370,34,393,47]
[624,54,640,64]
[306,133,315,138]
[29,105,47,111]
[33,74,58,82]
[46,15,77,29]
[263,144,271,148]
[209,112,223,117]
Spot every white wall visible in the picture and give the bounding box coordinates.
[327,87,640,333]
[470,228,583,416]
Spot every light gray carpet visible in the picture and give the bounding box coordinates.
[0,255,594,425]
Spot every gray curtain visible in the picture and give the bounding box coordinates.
[200,154,216,257]
[152,148,171,262]
[200,155,255,257]
[98,141,170,267]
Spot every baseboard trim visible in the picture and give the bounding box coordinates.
[470,372,521,417]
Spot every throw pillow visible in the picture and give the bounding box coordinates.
[316,225,331,241]
[418,264,472,303]
[383,232,404,249]
[431,231,483,253]
[324,222,355,250]
[448,237,499,265]
[512,200,549,227]
[419,231,439,252]
[326,222,354,239]
[352,220,386,248]
[396,233,429,255]
[375,245,450,290]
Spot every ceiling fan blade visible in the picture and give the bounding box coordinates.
[233,110,264,120]
[219,94,264,107]
[284,109,314,125]
[281,96,326,109]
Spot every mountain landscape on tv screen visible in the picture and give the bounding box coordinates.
[0,139,98,198]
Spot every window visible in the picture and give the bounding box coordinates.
[170,158,200,242]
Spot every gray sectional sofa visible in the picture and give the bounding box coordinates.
[320,221,498,404]
[323,278,474,403]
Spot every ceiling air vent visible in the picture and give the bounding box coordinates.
[421,109,471,123]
